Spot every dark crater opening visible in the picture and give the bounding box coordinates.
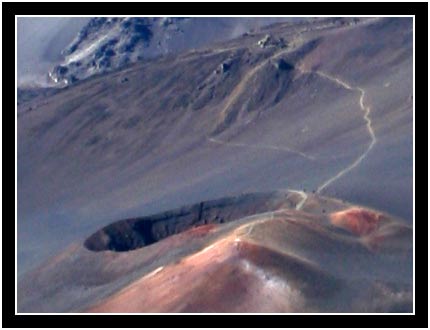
[84,191,287,252]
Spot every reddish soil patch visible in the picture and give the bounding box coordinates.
[330,207,387,236]
[86,231,340,313]
[185,224,218,236]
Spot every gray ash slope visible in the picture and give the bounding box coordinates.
[48,17,294,85]
[18,17,412,275]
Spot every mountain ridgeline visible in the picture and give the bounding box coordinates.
[48,17,295,85]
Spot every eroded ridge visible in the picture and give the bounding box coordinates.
[218,48,292,124]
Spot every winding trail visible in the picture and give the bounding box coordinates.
[286,68,377,208]
[208,137,315,161]
[207,47,377,211]
[209,46,317,162]
[308,70,377,194]
[288,189,309,210]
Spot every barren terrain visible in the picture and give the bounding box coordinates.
[17,17,413,313]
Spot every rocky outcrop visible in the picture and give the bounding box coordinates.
[48,17,292,85]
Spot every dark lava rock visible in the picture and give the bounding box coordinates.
[274,58,294,71]
[84,191,287,252]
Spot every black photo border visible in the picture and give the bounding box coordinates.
[3,1,428,328]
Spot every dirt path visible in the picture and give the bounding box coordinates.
[309,70,377,194]
[207,47,376,211]
[288,189,308,210]
[208,137,315,160]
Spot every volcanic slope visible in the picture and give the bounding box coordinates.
[18,191,412,313]
[17,17,412,275]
